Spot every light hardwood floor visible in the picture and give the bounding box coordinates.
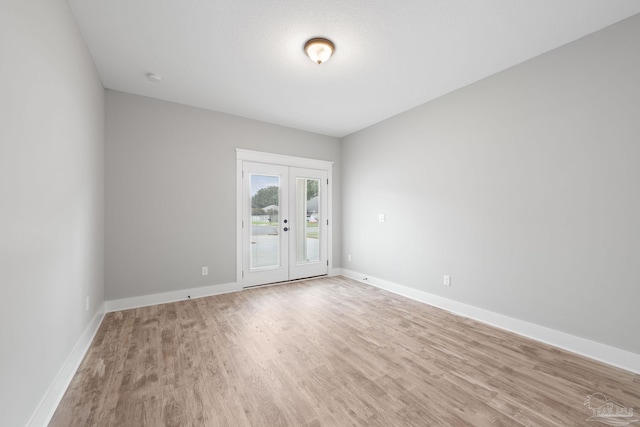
[50,276,639,426]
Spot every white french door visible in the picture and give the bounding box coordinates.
[238,152,331,288]
[242,162,290,286]
[289,167,328,281]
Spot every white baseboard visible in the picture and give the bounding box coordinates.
[27,304,106,427]
[104,282,242,312]
[340,269,640,375]
[330,267,343,276]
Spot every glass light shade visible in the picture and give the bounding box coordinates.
[304,38,334,64]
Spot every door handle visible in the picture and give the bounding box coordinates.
[284,227,289,232]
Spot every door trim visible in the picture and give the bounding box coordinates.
[236,149,333,287]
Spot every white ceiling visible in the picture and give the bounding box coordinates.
[68,1,640,137]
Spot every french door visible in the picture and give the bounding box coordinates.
[239,157,330,287]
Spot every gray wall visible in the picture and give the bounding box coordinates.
[105,90,341,300]
[0,0,105,425]
[341,14,640,354]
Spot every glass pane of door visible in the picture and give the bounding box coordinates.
[250,174,280,269]
[295,177,321,264]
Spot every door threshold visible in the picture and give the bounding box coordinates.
[243,274,328,290]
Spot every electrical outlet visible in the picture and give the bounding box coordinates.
[378,214,385,222]
[444,275,451,286]
[202,266,208,276]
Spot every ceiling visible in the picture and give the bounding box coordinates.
[68,1,640,138]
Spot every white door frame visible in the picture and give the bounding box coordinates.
[236,149,333,287]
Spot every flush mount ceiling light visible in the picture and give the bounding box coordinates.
[304,38,335,64]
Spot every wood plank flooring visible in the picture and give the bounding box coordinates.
[50,276,639,426]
